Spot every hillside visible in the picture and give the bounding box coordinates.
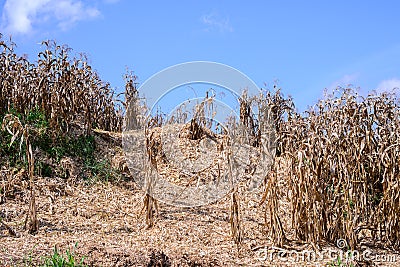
[1,36,400,266]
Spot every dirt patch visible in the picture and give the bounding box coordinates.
[0,174,398,266]
[1,126,399,266]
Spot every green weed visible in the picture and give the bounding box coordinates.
[40,244,87,267]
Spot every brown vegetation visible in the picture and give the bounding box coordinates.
[1,35,400,265]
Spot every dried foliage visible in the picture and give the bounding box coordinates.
[0,35,139,236]
[0,35,131,135]
[263,87,400,250]
[1,34,400,263]
[230,190,242,245]
[1,114,37,234]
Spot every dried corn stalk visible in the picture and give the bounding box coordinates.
[1,114,38,234]
[0,37,130,135]
[262,88,400,250]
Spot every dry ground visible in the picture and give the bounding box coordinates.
[1,174,267,266]
[1,174,399,266]
[1,129,399,266]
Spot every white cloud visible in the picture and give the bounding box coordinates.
[201,12,233,33]
[376,78,400,93]
[1,0,100,34]
[51,1,100,31]
[326,73,359,93]
[103,0,119,3]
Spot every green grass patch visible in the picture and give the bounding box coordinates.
[40,244,87,267]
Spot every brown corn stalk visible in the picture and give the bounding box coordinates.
[1,114,38,234]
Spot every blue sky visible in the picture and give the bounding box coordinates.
[1,0,400,111]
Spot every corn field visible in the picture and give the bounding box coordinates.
[0,35,134,135]
[1,34,400,260]
[262,88,400,250]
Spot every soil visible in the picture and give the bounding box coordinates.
[1,127,399,267]
[2,177,399,266]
